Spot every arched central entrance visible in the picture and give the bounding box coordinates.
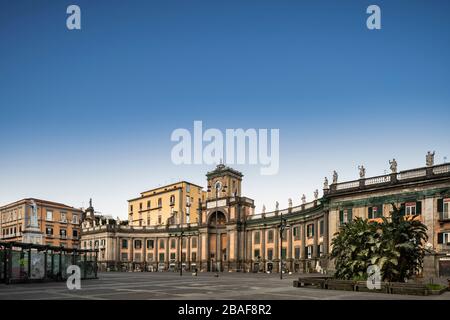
[208,211,228,272]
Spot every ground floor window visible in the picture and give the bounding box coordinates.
[294,247,300,259]
[438,232,450,245]
[254,249,260,259]
[159,253,165,262]
[267,249,273,261]
[307,246,312,259]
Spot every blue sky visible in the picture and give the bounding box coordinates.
[0,0,449,218]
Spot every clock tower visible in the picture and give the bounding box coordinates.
[198,164,255,272]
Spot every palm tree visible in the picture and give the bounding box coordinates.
[331,204,428,282]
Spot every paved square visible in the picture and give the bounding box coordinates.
[0,272,449,300]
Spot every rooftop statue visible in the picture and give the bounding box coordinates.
[314,189,319,200]
[426,151,435,167]
[389,158,398,173]
[332,170,338,184]
[323,177,329,189]
[301,194,306,204]
[358,165,366,179]
[288,198,292,208]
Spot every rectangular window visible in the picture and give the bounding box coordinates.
[46,227,53,236]
[186,184,191,193]
[293,226,300,240]
[182,238,187,249]
[130,205,133,212]
[438,232,450,245]
[319,220,324,236]
[339,209,353,225]
[158,215,162,224]
[147,253,154,261]
[307,224,314,238]
[135,240,142,249]
[147,200,151,208]
[72,229,78,238]
[192,237,198,248]
[46,210,53,221]
[294,247,301,259]
[170,239,176,249]
[170,252,176,260]
[281,247,287,259]
[72,214,78,224]
[191,252,197,261]
[139,203,143,210]
[442,199,450,220]
[267,249,273,261]
[60,212,66,222]
[254,231,260,244]
[307,246,312,259]
[60,229,67,238]
[122,239,128,249]
[134,253,141,262]
[121,253,128,261]
[159,239,165,249]
[254,249,260,259]
[158,198,162,207]
[159,253,165,262]
[319,244,324,257]
[147,239,154,249]
[405,202,417,216]
[268,230,274,243]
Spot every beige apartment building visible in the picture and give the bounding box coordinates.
[81,156,450,277]
[0,198,83,248]
[128,181,206,227]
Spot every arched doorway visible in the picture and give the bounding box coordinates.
[208,211,227,272]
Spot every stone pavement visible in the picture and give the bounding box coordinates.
[0,272,449,300]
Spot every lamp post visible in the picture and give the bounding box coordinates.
[278,210,289,280]
[170,230,185,276]
[179,231,184,276]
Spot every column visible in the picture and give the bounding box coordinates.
[165,237,169,269]
[129,237,134,265]
[324,211,329,255]
[313,219,319,258]
[301,223,306,259]
[143,237,147,268]
[261,228,266,263]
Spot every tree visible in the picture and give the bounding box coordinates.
[331,204,428,282]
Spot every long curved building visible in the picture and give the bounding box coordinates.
[81,161,450,277]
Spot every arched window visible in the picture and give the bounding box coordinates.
[209,211,226,226]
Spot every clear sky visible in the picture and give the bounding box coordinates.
[1,0,449,218]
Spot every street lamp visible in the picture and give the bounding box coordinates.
[170,230,184,276]
[278,210,290,280]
